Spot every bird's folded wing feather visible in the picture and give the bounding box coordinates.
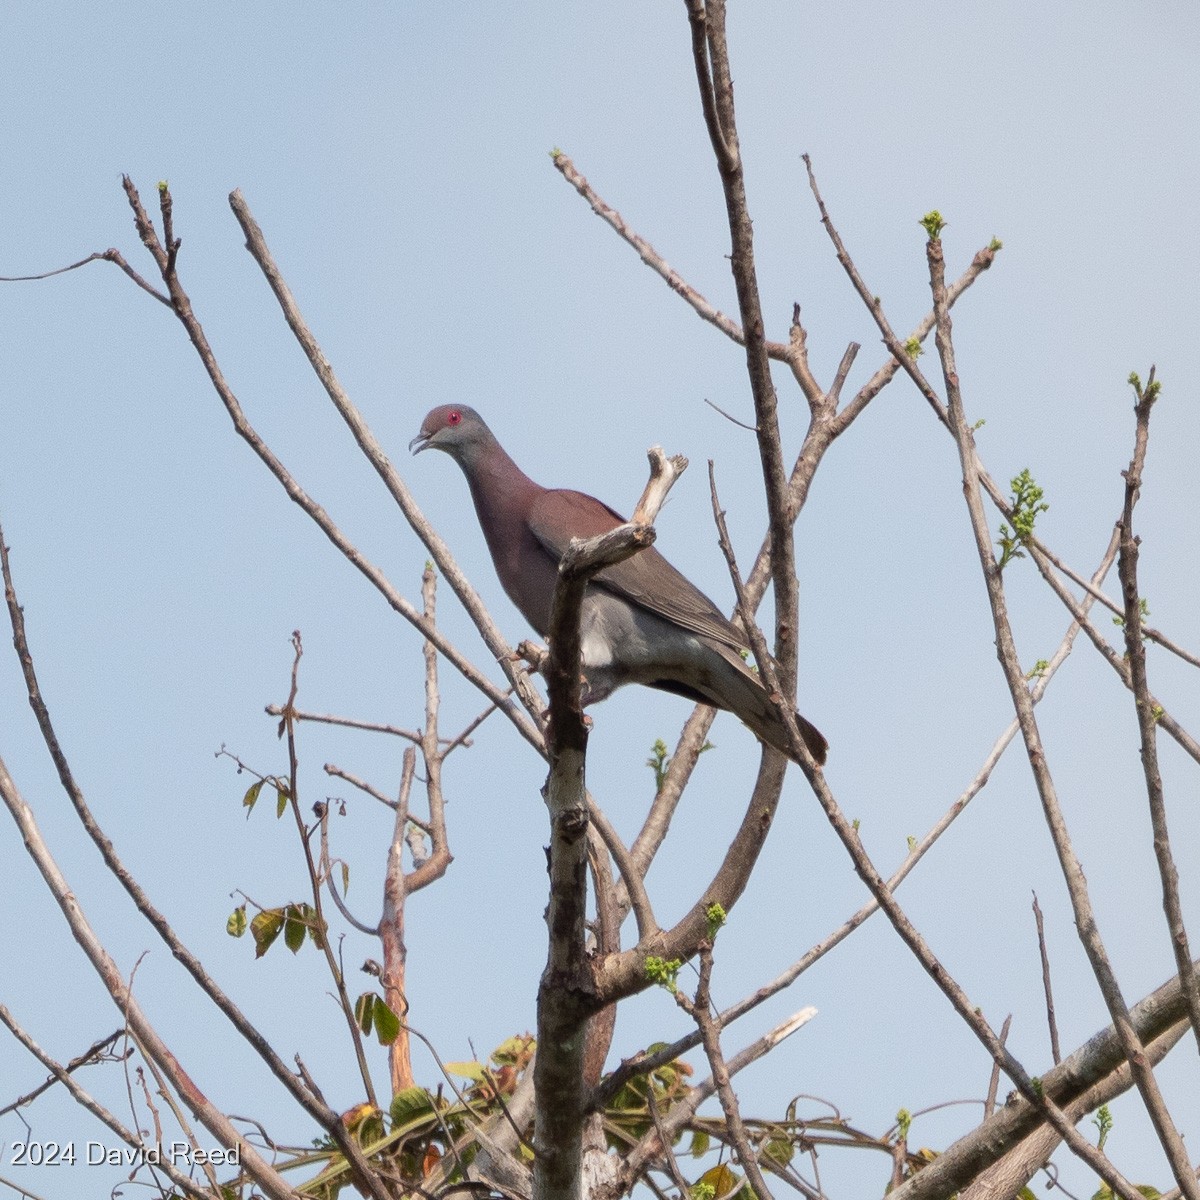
[527,488,750,654]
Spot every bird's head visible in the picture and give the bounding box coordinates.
[409,405,492,464]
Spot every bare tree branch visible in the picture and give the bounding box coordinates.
[925,229,1194,1200]
[1116,372,1200,1052]
[2,523,387,1200]
[0,759,309,1200]
[227,188,547,742]
[686,943,775,1200]
[893,962,1198,1200]
[0,1027,124,1119]
[596,427,1122,1116]
[0,1007,211,1200]
[120,178,546,761]
[1032,893,1061,1065]
[265,704,424,744]
[535,449,685,1200]
[983,1015,1012,1121]
[0,246,171,305]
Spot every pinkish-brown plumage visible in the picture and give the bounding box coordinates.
[411,405,826,765]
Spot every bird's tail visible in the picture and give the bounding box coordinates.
[757,706,829,767]
[708,645,828,766]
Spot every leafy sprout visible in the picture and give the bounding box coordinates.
[645,956,684,993]
[919,211,946,240]
[997,469,1049,570]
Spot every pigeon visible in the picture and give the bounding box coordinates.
[410,405,827,765]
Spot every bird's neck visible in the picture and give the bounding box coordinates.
[463,440,543,548]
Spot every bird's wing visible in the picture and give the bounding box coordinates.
[527,488,749,653]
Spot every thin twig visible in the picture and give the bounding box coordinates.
[439,697,506,757]
[687,943,775,1200]
[704,397,758,431]
[1116,371,1200,1052]
[326,763,404,820]
[0,1028,124,1117]
[0,247,171,305]
[984,1016,1013,1120]
[1032,894,1061,1064]
[644,1088,694,1199]
[1026,535,1200,767]
[1029,532,1200,669]
[589,801,659,943]
[278,632,378,1108]
[316,803,378,936]
[264,705,424,744]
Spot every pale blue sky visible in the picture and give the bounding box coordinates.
[3,3,1199,1196]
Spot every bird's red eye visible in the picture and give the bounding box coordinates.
[447,410,462,426]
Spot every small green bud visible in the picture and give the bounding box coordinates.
[645,956,683,993]
[920,211,947,240]
[706,903,727,938]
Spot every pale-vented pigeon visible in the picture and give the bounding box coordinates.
[410,405,827,765]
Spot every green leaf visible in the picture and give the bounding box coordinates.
[764,1133,793,1167]
[694,1164,740,1200]
[283,904,307,953]
[304,903,328,950]
[372,999,401,1045]
[390,1086,435,1126]
[492,1035,535,1064]
[226,905,247,937]
[276,784,290,818]
[689,1130,710,1159]
[250,909,284,958]
[243,779,264,813]
[445,1060,487,1082]
[340,862,350,894]
[354,991,376,1036]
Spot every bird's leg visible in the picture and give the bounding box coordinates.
[575,670,596,728]
[511,640,596,727]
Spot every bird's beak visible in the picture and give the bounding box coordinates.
[409,431,431,454]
